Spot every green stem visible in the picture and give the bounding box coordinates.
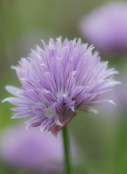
[62,126,71,174]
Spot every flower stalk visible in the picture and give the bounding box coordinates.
[62,126,71,174]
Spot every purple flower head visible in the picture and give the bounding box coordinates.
[0,125,77,172]
[80,2,127,54]
[2,37,120,137]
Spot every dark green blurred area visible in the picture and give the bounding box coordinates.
[0,0,127,174]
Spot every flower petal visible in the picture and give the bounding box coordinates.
[79,106,98,113]
[5,85,24,98]
[51,111,76,137]
[2,97,33,106]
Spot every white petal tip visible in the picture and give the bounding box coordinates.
[109,100,115,105]
[48,131,51,136]
[118,82,122,85]
[57,121,62,126]
[55,116,62,126]
[11,66,18,70]
[11,116,16,119]
[40,127,44,133]
[26,124,29,130]
[114,81,122,85]
[70,106,75,112]
[40,39,44,42]
[5,85,9,90]
[2,98,9,103]
[20,78,26,81]
[80,106,98,114]
[94,110,98,114]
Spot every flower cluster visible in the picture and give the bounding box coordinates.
[3,37,120,137]
[80,2,127,54]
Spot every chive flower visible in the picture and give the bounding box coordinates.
[2,37,120,137]
[80,2,127,54]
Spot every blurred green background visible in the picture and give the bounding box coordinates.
[0,0,127,174]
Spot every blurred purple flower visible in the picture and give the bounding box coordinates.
[0,125,77,173]
[80,2,127,54]
[98,72,127,118]
[2,37,120,136]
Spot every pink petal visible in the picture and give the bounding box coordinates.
[51,111,76,137]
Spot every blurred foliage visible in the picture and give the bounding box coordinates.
[0,0,127,174]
